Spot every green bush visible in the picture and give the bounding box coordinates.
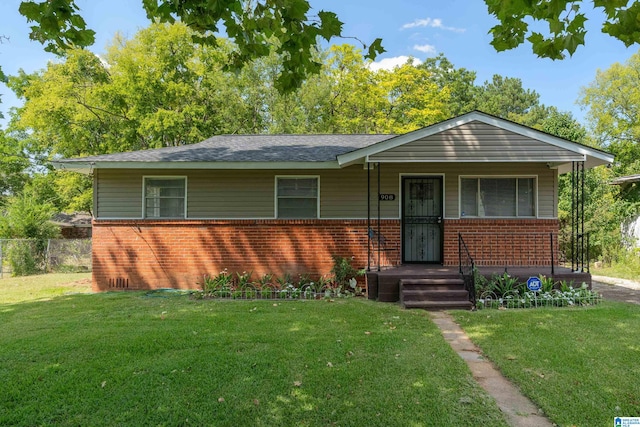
[7,241,41,276]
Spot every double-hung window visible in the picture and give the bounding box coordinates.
[460,177,535,218]
[144,177,186,218]
[276,177,319,219]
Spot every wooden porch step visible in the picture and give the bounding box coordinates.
[400,278,472,310]
[403,300,473,310]
[402,289,469,301]
[399,278,464,286]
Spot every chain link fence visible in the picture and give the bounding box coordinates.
[0,239,91,277]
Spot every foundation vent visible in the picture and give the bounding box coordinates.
[109,277,129,288]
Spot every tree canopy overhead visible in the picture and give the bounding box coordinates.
[485,0,640,59]
[17,0,384,92]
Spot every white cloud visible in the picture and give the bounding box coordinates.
[368,56,422,72]
[401,17,465,33]
[413,44,436,54]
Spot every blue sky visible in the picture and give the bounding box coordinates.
[0,0,636,127]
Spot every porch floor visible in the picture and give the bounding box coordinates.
[366,264,592,305]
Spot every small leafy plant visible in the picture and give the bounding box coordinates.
[330,255,365,295]
[202,269,233,297]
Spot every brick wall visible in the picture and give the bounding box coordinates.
[444,218,560,267]
[92,219,400,291]
[92,218,558,291]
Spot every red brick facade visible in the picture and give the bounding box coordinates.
[92,219,399,291]
[92,218,559,291]
[443,219,560,267]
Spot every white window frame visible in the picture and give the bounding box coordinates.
[275,175,320,219]
[458,175,538,218]
[142,176,188,219]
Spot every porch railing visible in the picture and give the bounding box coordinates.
[457,232,560,275]
[458,233,476,307]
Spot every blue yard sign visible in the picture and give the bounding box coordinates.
[527,277,542,292]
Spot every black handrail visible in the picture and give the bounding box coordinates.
[458,233,476,307]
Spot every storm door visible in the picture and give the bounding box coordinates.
[402,177,443,263]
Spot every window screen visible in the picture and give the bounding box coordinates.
[144,178,186,218]
[461,177,535,218]
[277,177,318,219]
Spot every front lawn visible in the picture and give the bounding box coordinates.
[0,278,507,426]
[0,272,92,304]
[453,303,640,426]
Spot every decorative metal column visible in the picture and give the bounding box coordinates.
[377,162,381,271]
[571,161,586,272]
[367,163,371,271]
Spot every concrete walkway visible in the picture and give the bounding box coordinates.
[429,278,640,426]
[429,311,554,427]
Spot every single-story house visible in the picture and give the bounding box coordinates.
[51,212,93,238]
[53,111,613,298]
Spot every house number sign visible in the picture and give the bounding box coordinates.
[379,194,396,201]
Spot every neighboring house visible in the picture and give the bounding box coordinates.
[53,111,613,292]
[51,212,93,238]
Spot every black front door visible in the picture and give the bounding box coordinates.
[402,177,443,263]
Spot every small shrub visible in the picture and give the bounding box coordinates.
[474,269,491,295]
[7,241,40,276]
[202,269,233,297]
[331,255,364,294]
[490,272,522,295]
[538,275,556,292]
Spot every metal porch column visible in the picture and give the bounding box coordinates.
[377,162,381,271]
[367,163,371,271]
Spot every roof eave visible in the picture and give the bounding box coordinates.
[52,160,343,174]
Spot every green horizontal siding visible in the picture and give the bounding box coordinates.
[95,163,557,219]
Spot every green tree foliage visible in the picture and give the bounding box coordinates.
[417,54,478,116]
[17,0,383,92]
[316,46,449,134]
[485,0,640,59]
[579,51,640,175]
[9,23,258,158]
[0,130,30,196]
[0,186,60,276]
[0,187,59,240]
[473,75,541,120]
[577,51,640,261]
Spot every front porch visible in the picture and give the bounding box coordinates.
[366,264,592,310]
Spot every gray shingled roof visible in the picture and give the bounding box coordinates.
[59,134,396,163]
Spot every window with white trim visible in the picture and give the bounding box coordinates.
[144,177,186,218]
[276,177,318,219]
[460,177,535,217]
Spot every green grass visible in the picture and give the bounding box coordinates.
[453,303,640,426]
[0,272,92,304]
[0,276,507,426]
[592,251,640,281]
[592,263,640,282]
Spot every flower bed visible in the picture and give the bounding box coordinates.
[475,273,602,310]
[195,256,365,300]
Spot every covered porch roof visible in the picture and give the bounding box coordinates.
[337,111,613,174]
